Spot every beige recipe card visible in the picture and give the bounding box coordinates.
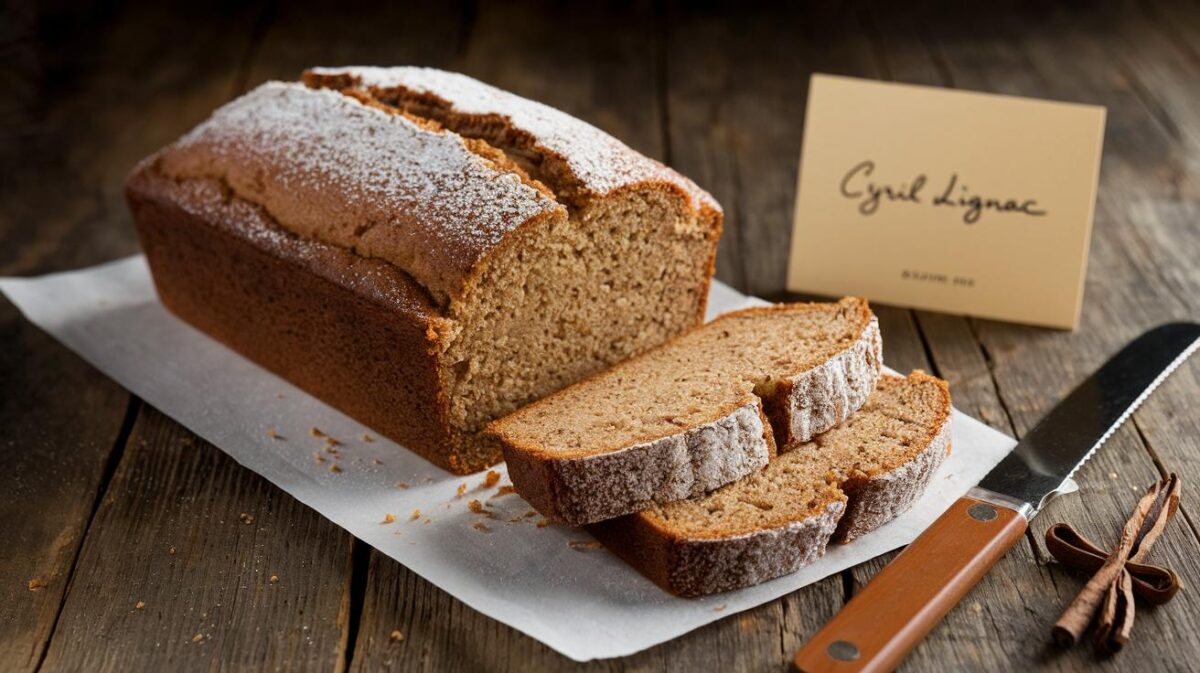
[788,74,1106,329]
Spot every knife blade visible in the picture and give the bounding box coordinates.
[794,322,1200,673]
[975,322,1200,516]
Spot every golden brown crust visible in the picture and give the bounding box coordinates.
[127,165,492,472]
[501,399,772,525]
[590,499,845,597]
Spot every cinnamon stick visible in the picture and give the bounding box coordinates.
[1050,474,1181,650]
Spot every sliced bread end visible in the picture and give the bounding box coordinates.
[590,371,952,596]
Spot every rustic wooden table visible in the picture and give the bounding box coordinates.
[4,1,1199,671]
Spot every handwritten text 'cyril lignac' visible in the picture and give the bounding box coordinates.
[839,160,1047,224]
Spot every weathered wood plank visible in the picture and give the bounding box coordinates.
[0,1,358,671]
[240,0,467,91]
[38,407,353,673]
[0,2,258,670]
[896,3,1200,670]
[0,300,130,673]
[666,2,884,300]
[1111,0,1200,545]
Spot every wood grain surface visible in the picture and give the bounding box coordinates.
[2,1,1198,671]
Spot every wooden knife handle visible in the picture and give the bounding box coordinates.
[793,496,1028,673]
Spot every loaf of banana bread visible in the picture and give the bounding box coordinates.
[126,67,722,473]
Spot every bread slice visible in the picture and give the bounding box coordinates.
[588,371,952,597]
[487,298,882,526]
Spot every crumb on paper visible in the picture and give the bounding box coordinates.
[309,427,326,438]
[372,458,383,465]
[314,452,326,464]
[269,575,279,584]
[396,482,410,490]
[382,513,396,524]
[568,540,603,551]
[135,601,145,609]
[330,464,343,473]
[362,433,375,443]
[266,429,283,441]
[424,518,431,525]
[523,510,537,519]
[536,518,551,528]
[410,509,421,521]
[713,604,726,613]
[390,629,404,642]
[277,393,285,399]
[27,578,45,591]
[325,436,343,448]
[239,513,255,525]
[495,485,516,497]
[472,522,492,533]
[467,499,485,514]
[456,483,467,498]
[483,470,501,488]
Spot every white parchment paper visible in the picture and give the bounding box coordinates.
[0,256,1015,661]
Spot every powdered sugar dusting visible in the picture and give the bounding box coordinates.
[308,66,721,213]
[161,82,562,302]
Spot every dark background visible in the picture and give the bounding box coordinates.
[3,1,1200,671]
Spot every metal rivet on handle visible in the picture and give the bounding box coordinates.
[968,503,998,522]
[827,640,860,662]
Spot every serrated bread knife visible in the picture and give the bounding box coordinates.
[793,322,1200,673]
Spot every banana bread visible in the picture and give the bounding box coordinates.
[126,67,722,473]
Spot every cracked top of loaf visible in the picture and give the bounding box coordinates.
[144,67,720,306]
[305,66,720,212]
